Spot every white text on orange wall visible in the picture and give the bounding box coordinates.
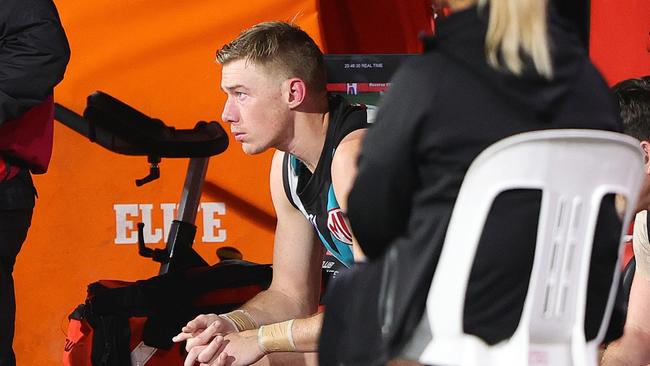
[114,202,226,244]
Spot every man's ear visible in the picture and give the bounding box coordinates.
[285,78,306,109]
[640,140,650,174]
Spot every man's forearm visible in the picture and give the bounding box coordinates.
[239,287,319,327]
[602,274,650,366]
[292,312,323,352]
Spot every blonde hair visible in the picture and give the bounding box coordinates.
[478,0,553,79]
[216,21,326,92]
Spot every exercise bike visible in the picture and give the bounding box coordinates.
[56,92,272,366]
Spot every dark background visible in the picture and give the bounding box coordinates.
[554,0,591,49]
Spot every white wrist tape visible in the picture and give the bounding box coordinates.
[257,319,296,353]
[218,309,258,331]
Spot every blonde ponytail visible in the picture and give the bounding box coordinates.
[478,0,553,79]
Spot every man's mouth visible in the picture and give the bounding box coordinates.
[232,132,245,142]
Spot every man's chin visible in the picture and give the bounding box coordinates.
[241,143,266,155]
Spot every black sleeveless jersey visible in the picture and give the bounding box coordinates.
[282,95,368,278]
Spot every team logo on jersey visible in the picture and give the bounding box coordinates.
[327,208,353,244]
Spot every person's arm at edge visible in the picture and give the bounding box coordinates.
[602,213,650,365]
[601,274,650,365]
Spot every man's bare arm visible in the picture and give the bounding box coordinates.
[601,274,650,365]
[239,150,324,322]
[331,128,367,261]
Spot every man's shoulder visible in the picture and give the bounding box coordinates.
[327,96,369,148]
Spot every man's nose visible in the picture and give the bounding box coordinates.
[222,97,238,123]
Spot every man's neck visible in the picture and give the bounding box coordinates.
[285,109,330,173]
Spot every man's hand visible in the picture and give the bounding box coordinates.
[187,330,266,366]
[172,313,238,352]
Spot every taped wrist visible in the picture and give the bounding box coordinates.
[218,310,258,331]
[257,319,296,353]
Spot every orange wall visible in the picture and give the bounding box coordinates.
[14,1,320,364]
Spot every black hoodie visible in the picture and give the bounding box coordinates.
[0,0,70,125]
[321,5,622,366]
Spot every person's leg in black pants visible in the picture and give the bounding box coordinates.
[0,171,35,366]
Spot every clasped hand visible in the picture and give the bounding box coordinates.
[173,313,265,366]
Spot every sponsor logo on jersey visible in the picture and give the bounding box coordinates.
[327,208,353,244]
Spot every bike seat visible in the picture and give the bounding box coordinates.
[55,91,229,158]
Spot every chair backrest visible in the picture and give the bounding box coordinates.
[416,130,644,366]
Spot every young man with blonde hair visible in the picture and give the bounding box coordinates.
[173,21,367,366]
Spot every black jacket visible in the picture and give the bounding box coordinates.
[0,0,70,125]
[321,6,622,366]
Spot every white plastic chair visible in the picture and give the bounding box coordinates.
[412,130,644,366]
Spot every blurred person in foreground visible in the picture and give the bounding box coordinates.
[320,0,626,364]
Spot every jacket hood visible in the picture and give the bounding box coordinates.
[424,5,587,121]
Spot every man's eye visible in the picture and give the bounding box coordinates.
[235,92,246,100]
